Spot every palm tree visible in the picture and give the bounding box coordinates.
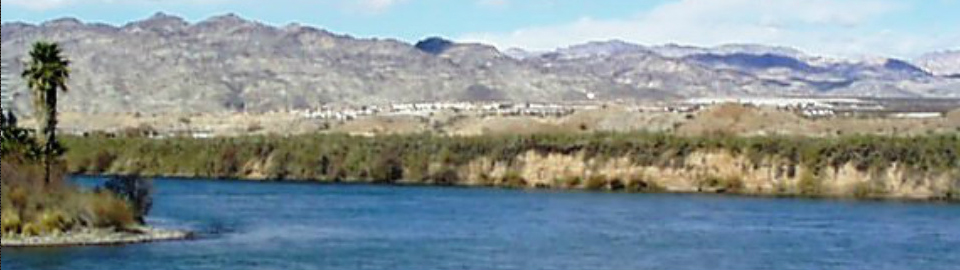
[22,42,70,184]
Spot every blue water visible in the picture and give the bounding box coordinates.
[3,178,959,270]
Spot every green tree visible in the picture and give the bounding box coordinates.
[22,42,70,184]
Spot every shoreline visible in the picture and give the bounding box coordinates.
[1,227,192,248]
[76,174,960,203]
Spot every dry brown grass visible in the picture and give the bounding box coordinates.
[86,192,136,228]
[947,109,960,123]
[1,158,138,237]
[677,104,810,136]
[450,117,571,136]
[676,104,960,137]
[332,116,429,135]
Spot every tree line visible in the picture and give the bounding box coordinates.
[62,132,960,187]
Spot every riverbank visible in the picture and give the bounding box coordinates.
[1,227,191,248]
[61,133,960,201]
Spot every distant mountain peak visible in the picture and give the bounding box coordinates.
[576,39,637,47]
[196,13,257,28]
[415,37,456,55]
[188,13,276,35]
[41,17,84,28]
[124,12,188,32]
[556,40,649,58]
[685,53,817,73]
[714,44,806,57]
[882,58,931,77]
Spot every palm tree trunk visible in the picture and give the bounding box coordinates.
[44,89,58,184]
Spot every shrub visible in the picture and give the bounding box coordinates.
[7,186,29,213]
[37,209,74,234]
[558,176,582,189]
[608,178,625,191]
[625,175,663,193]
[21,223,41,237]
[428,167,460,186]
[852,181,886,199]
[1,210,22,235]
[502,171,527,188]
[698,176,744,193]
[102,175,154,224]
[584,175,608,190]
[945,187,958,201]
[92,150,117,173]
[798,171,822,196]
[265,152,292,180]
[87,192,137,229]
[370,148,404,183]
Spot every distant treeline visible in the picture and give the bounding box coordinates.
[62,133,959,186]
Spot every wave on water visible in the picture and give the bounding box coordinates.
[221,224,357,244]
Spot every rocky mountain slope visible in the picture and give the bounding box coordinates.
[916,50,960,77]
[2,13,957,114]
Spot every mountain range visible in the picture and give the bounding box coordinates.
[1,13,958,114]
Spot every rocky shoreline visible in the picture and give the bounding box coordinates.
[1,227,192,248]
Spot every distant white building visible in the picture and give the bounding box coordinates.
[889,112,943,119]
[685,97,875,110]
[685,97,828,108]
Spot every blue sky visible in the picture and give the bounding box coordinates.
[2,0,958,58]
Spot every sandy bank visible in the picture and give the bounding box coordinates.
[1,227,192,248]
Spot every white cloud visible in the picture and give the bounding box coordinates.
[351,0,407,13]
[4,0,227,11]
[4,0,403,14]
[5,0,74,10]
[477,0,509,8]
[460,0,949,58]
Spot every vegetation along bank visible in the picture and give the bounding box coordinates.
[62,133,960,201]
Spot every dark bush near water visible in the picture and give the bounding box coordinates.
[102,175,153,224]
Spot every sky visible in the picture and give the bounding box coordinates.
[2,0,958,58]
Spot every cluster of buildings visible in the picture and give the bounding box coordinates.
[299,102,583,121]
[681,97,889,118]
[295,97,949,123]
[674,97,955,119]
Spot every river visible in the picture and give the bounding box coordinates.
[3,177,959,270]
